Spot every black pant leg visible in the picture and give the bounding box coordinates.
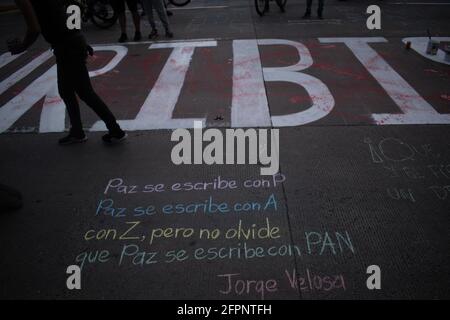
[57,61,84,135]
[306,0,313,13]
[54,33,122,134]
[318,0,324,15]
[70,60,121,132]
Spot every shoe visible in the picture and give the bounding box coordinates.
[318,15,324,19]
[302,12,311,19]
[118,33,128,43]
[134,31,142,41]
[102,130,128,144]
[167,10,173,16]
[58,133,88,145]
[165,30,174,38]
[148,29,158,39]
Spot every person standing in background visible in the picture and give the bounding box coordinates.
[303,0,324,19]
[111,0,142,42]
[142,0,173,39]
[8,0,127,144]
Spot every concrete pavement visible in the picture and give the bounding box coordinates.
[0,0,449,299]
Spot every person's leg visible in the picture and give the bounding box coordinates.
[112,0,128,42]
[57,59,85,138]
[153,0,172,36]
[164,1,173,16]
[318,0,324,18]
[143,0,158,37]
[303,0,313,17]
[71,61,122,134]
[126,0,141,40]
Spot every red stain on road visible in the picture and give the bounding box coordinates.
[45,97,62,104]
[313,63,366,80]
[289,95,309,104]
[320,45,336,49]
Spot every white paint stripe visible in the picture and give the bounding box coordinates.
[288,19,342,25]
[2,37,450,133]
[402,37,450,66]
[320,37,387,44]
[88,45,128,77]
[0,51,24,69]
[259,39,334,126]
[39,85,66,133]
[133,41,212,128]
[90,38,220,48]
[320,37,450,124]
[258,39,313,71]
[143,43,204,125]
[0,50,52,96]
[150,41,217,49]
[0,65,57,133]
[93,42,216,131]
[171,6,228,10]
[390,2,450,5]
[231,40,271,127]
[0,46,128,134]
[40,46,128,133]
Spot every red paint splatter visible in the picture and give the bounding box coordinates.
[45,97,62,104]
[289,95,309,104]
[313,63,366,80]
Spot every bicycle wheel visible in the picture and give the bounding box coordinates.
[169,0,190,7]
[90,0,118,29]
[255,0,268,16]
[276,0,287,12]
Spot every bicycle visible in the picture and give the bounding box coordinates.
[68,0,118,29]
[255,0,287,16]
[169,0,191,6]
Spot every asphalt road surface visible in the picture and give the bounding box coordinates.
[0,0,449,299]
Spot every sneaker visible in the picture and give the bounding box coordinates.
[118,33,128,43]
[165,30,174,38]
[58,133,88,145]
[134,31,142,41]
[302,12,311,19]
[102,130,128,144]
[148,29,158,39]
